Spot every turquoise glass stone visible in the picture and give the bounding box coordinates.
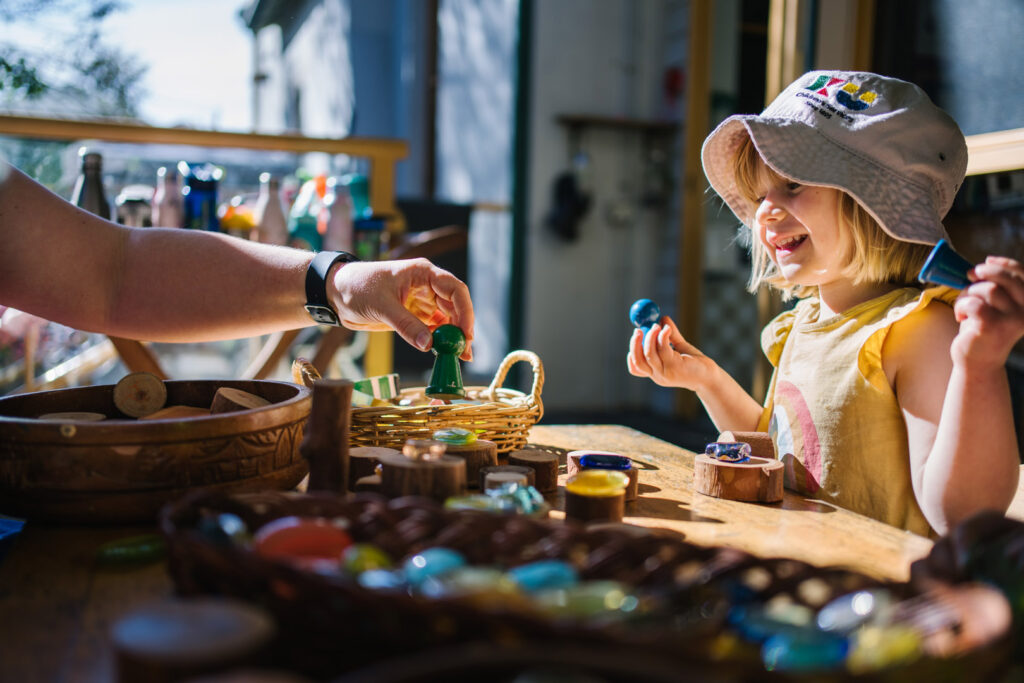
[761,629,850,672]
[342,543,393,574]
[357,569,407,591]
[508,560,579,592]
[402,547,467,587]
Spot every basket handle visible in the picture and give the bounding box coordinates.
[291,357,322,389]
[484,350,544,410]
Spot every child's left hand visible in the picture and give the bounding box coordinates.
[952,256,1024,368]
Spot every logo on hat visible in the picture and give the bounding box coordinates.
[805,75,877,111]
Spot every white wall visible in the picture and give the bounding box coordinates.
[524,0,676,412]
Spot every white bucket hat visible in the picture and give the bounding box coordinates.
[701,70,968,245]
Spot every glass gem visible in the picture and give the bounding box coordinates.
[402,547,467,587]
[508,560,579,592]
[565,470,629,497]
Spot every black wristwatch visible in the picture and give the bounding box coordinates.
[304,250,360,326]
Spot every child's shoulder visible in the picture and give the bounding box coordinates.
[881,292,958,381]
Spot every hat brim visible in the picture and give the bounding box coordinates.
[701,115,949,245]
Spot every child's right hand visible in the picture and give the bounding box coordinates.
[626,315,715,391]
[952,255,1024,369]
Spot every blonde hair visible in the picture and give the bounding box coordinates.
[732,136,933,299]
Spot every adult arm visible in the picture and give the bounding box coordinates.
[0,164,474,357]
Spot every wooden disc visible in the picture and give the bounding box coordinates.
[564,489,625,524]
[111,597,275,679]
[441,439,498,489]
[113,372,167,418]
[139,406,211,421]
[478,465,534,491]
[693,453,783,503]
[210,387,271,414]
[348,447,398,491]
[377,451,466,502]
[507,449,559,493]
[37,411,107,421]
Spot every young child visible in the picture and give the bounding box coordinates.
[627,71,1024,536]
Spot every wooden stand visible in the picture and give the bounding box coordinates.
[694,431,783,504]
[564,489,625,524]
[478,465,534,491]
[377,451,466,502]
[440,439,498,489]
[299,379,353,493]
[507,449,559,493]
[348,446,399,492]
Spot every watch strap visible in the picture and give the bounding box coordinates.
[304,251,359,326]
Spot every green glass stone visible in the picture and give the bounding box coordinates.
[342,543,393,574]
[432,427,477,445]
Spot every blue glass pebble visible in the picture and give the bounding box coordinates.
[508,560,580,592]
[705,442,752,464]
[579,454,632,471]
[402,547,466,587]
[761,629,850,673]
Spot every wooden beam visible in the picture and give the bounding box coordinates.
[675,0,713,419]
[965,127,1024,176]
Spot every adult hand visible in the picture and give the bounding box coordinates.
[952,256,1024,370]
[329,258,475,360]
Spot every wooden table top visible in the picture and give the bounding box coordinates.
[0,423,1020,682]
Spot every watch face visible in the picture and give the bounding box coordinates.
[305,305,339,326]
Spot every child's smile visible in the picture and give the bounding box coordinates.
[754,179,849,290]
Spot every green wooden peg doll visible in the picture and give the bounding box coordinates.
[425,324,466,400]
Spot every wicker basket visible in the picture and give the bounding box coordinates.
[348,350,544,454]
[161,490,1011,682]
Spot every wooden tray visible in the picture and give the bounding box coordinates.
[0,379,311,524]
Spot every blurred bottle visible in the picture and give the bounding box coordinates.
[179,161,223,231]
[152,165,185,228]
[70,148,111,220]
[340,173,371,220]
[322,176,354,252]
[252,172,289,245]
[353,216,385,261]
[287,174,328,251]
[115,185,154,227]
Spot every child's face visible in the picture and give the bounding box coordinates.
[753,175,850,290]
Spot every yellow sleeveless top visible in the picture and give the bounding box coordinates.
[758,286,958,536]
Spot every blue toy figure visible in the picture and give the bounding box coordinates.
[918,239,972,289]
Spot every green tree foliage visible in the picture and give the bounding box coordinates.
[0,0,148,187]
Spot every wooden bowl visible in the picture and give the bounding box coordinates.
[0,380,311,524]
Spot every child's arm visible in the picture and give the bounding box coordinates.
[626,315,763,432]
[890,258,1024,535]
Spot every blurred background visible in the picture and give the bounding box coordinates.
[2,0,1023,450]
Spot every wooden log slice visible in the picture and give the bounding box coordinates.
[507,448,559,493]
[139,406,211,420]
[348,446,399,492]
[564,489,625,524]
[299,380,353,493]
[693,453,784,503]
[111,597,275,682]
[377,451,466,502]
[37,411,107,421]
[478,465,535,492]
[441,439,498,489]
[113,372,167,418]
[210,387,272,414]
